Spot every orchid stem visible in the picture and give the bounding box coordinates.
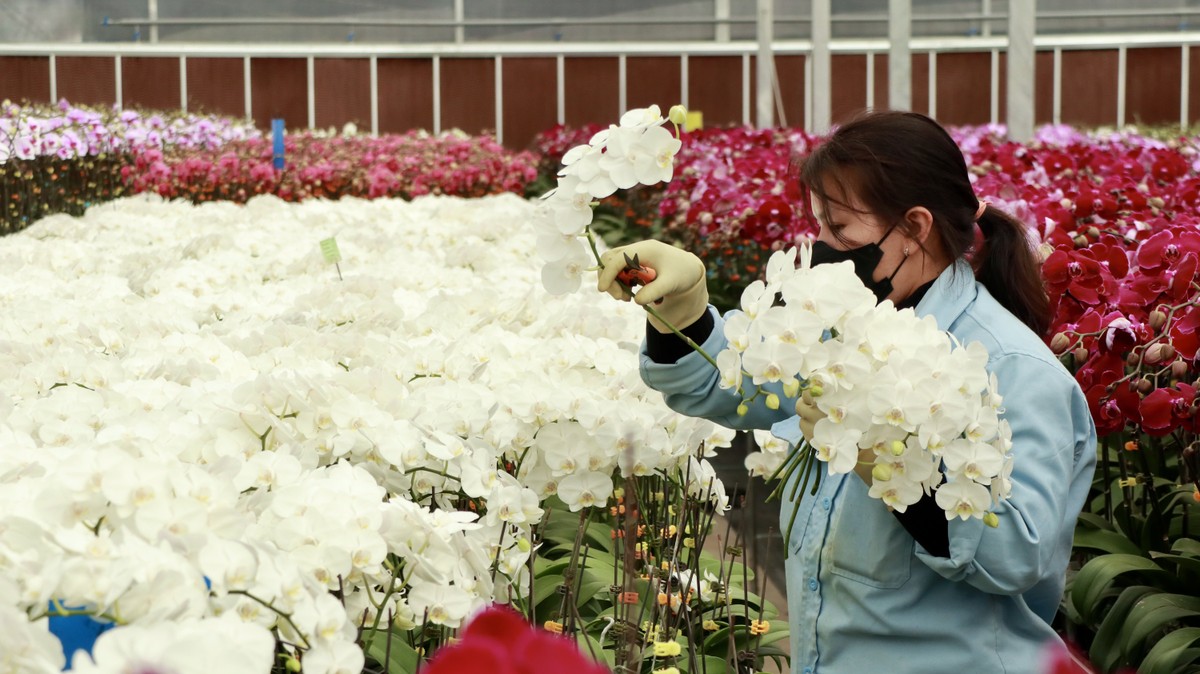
[586,226,720,373]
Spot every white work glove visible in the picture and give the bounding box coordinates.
[596,240,709,333]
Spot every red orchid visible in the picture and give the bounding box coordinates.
[1044,248,1114,306]
[1135,227,1200,273]
[1087,384,1130,435]
[125,130,538,204]
[1139,385,1199,436]
[1149,149,1190,183]
[1169,306,1200,360]
[1042,642,1100,674]
[423,605,610,674]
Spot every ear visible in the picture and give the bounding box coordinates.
[903,206,935,244]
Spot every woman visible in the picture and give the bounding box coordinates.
[597,111,1097,674]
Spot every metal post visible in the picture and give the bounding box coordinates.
[866,52,875,109]
[243,56,252,121]
[1052,47,1062,124]
[180,56,187,111]
[149,0,158,43]
[1116,45,1127,128]
[811,0,831,132]
[454,0,465,44]
[716,0,731,42]
[680,54,689,110]
[981,0,992,37]
[115,55,123,109]
[432,56,441,134]
[369,55,379,136]
[306,56,316,130]
[618,54,627,115]
[494,56,503,144]
[927,51,937,119]
[990,49,1000,124]
[889,0,912,111]
[556,55,565,125]
[756,0,774,128]
[1182,46,1190,129]
[742,53,751,125]
[1007,0,1036,142]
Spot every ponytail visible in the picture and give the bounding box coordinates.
[798,110,1051,337]
[973,205,1049,336]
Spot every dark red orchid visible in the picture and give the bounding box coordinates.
[1136,227,1200,273]
[1087,384,1130,435]
[1139,386,1199,436]
[1169,307,1200,360]
[1150,149,1190,183]
[1044,248,1115,306]
[423,605,610,674]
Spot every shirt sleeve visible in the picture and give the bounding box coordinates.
[639,306,797,432]
[892,494,950,558]
[913,352,1097,596]
[644,309,715,364]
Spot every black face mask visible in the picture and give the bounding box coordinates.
[810,227,908,304]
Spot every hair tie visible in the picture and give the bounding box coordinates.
[973,200,989,222]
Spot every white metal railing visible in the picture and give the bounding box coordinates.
[99,8,1200,38]
[4,32,1200,137]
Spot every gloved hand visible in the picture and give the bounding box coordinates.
[794,390,824,442]
[596,240,709,333]
[797,391,876,484]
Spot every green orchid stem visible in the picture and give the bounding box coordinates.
[584,225,605,266]
[585,225,720,373]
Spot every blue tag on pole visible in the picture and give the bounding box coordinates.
[272,118,285,170]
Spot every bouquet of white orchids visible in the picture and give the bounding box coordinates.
[725,245,1014,539]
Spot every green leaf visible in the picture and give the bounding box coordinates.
[1139,510,1169,553]
[1074,526,1145,556]
[531,576,565,613]
[1078,512,1120,532]
[1172,649,1200,673]
[1089,585,1158,673]
[699,593,774,623]
[1071,554,1169,626]
[698,623,787,660]
[702,627,735,654]
[698,556,755,584]
[362,630,420,674]
[574,631,613,667]
[1123,594,1200,663]
[752,628,791,650]
[1150,553,1200,583]
[1137,627,1200,674]
[538,518,615,554]
[676,655,729,673]
[1172,539,1200,556]
[534,558,571,579]
[577,573,614,609]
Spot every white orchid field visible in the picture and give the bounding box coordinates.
[0,192,752,673]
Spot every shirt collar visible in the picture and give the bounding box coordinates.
[914,258,978,330]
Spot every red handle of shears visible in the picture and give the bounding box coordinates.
[616,265,657,288]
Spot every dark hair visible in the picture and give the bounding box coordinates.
[797,110,1049,336]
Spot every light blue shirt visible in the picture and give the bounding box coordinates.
[640,260,1097,674]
